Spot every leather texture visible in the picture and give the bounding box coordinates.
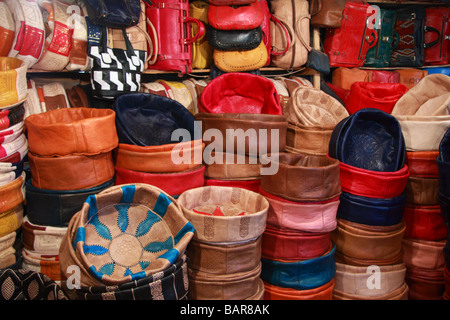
[0,204,23,238]
[260,152,341,202]
[190,0,213,69]
[345,82,409,115]
[0,172,24,215]
[84,0,141,28]
[260,188,339,233]
[0,57,27,109]
[0,1,15,57]
[25,107,118,157]
[114,93,198,147]
[59,183,194,287]
[403,204,448,241]
[207,1,264,30]
[260,243,336,290]
[177,186,268,243]
[204,178,261,193]
[213,40,268,72]
[25,178,114,227]
[198,72,282,114]
[402,238,446,270]
[333,282,409,300]
[329,108,406,172]
[405,265,445,300]
[392,74,450,151]
[309,0,345,28]
[187,237,262,275]
[22,216,67,255]
[114,140,204,173]
[406,176,439,205]
[207,25,262,51]
[331,218,406,263]
[337,191,406,227]
[397,68,428,89]
[203,151,261,180]
[324,1,378,67]
[263,279,335,300]
[195,112,287,157]
[406,151,439,178]
[262,223,330,261]
[0,103,25,131]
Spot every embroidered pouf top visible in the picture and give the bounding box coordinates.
[59,183,195,287]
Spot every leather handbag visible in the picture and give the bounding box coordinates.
[424,6,450,65]
[213,41,268,72]
[390,5,427,67]
[344,82,409,115]
[309,0,346,29]
[207,1,264,31]
[145,0,205,74]
[84,0,142,28]
[177,186,269,243]
[370,70,401,84]
[269,0,311,69]
[331,67,370,91]
[190,0,213,69]
[88,26,146,99]
[364,8,397,68]
[207,26,263,51]
[396,68,428,89]
[324,1,378,67]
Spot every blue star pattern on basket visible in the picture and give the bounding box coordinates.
[72,184,195,283]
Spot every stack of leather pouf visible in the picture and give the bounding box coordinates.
[329,108,410,300]
[23,107,118,285]
[0,56,28,271]
[283,85,349,156]
[258,152,340,300]
[437,128,450,300]
[196,72,287,192]
[392,74,450,300]
[206,0,268,77]
[59,183,194,300]
[112,93,205,198]
[177,185,268,300]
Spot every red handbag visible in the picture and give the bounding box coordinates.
[324,1,378,67]
[144,0,205,74]
[207,1,264,30]
[424,6,450,65]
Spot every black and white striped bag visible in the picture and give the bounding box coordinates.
[88,26,146,100]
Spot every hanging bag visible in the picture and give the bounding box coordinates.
[87,26,147,100]
[424,6,450,65]
[83,0,142,28]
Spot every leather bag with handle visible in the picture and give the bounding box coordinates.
[269,0,311,69]
[87,26,147,100]
[324,1,378,68]
[424,6,450,65]
[83,0,142,28]
[364,8,397,68]
[144,0,205,74]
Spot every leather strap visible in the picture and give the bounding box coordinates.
[25,107,118,157]
[187,237,262,274]
[402,238,446,270]
[114,140,204,173]
[334,262,407,298]
[188,263,262,300]
[331,218,406,262]
[262,223,330,261]
[25,178,114,227]
[404,204,448,241]
[260,243,336,290]
[21,216,68,255]
[337,191,406,227]
[338,161,410,199]
[260,152,341,202]
[178,186,268,243]
[263,279,335,300]
[28,151,115,191]
[114,165,205,197]
[260,187,339,233]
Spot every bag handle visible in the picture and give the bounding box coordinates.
[270,14,293,56]
[184,17,205,45]
[295,15,312,52]
[309,0,322,16]
[146,17,159,65]
[424,25,441,49]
